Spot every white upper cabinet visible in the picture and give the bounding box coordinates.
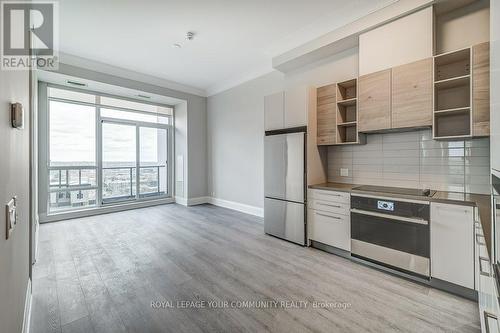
[359,7,433,76]
[264,91,284,131]
[284,85,308,128]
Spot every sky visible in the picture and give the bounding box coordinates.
[49,101,167,166]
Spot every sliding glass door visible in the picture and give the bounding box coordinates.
[100,120,169,205]
[102,121,137,203]
[139,127,168,198]
[44,85,173,215]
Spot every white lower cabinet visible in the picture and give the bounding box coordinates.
[431,202,474,289]
[476,221,500,333]
[308,209,350,251]
[307,189,350,251]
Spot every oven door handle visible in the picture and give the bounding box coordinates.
[351,208,429,225]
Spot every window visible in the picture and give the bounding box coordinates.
[49,101,96,166]
[48,100,97,212]
[44,86,173,214]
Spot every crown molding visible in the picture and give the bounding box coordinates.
[58,52,208,97]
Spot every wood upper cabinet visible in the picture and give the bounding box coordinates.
[316,84,336,145]
[264,92,284,131]
[472,42,490,136]
[358,69,391,132]
[392,58,433,129]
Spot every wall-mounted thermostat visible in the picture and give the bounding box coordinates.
[10,103,24,129]
[6,196,17,240]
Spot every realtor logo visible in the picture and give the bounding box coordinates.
[1,1,58,70]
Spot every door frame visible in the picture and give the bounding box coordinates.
[99,117,171,206]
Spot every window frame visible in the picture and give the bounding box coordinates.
[43,83,175,216]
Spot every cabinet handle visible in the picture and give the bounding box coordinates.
[484,311,498,333]
[479,256,491,277]
[316,212,341,220]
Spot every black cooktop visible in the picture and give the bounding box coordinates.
[353,185,436,197]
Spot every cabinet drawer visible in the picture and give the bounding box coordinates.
[308,209,350,251]
[308,189,350,204]
[308,199,349,216]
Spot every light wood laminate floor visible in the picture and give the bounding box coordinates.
[31,204,480,333]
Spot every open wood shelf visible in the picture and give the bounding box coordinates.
[434,75,470,89]
[434,78,471,111]
[336,79,357,101]
[434,110,471,138]
[335,78,360,144]
[337,123,358,143]
[434,106,470,115]
[336,97,357,107]
[434,48,471,81]
[433,47,473,140]
[337,103,357,124]
[337,121,357,127]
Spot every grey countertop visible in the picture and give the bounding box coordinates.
[309,182,492,254]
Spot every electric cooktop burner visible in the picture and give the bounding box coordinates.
[353,185,436,197]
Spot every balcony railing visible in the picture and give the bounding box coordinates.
[49,165,167,210]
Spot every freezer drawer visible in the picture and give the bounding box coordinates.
[264,198,305,245]
[308,209,350,251]
[264,132,304,203]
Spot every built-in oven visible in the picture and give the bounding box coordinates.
[351,194,430,278]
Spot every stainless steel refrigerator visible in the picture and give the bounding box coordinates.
[264,130,306,245]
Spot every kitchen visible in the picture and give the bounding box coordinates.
[263,0,499,331]
[6,0,500,332]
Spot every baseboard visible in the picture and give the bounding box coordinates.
[188,196,210,206]
[175,196,188,206]
[208,197,263,217]
[40,198,175,223]
[22,278,32,333]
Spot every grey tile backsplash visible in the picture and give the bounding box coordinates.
[327,129,490,194]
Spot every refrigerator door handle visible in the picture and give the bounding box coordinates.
[284,138,288,199]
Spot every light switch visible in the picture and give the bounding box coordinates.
[6,196,17,240]
[340,168,349,177]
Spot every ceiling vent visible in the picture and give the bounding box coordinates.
[66,80,87,87]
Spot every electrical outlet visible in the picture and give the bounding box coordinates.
[340,168,349,177]
[6,196,17,240]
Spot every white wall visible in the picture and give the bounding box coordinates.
[45,62,208,201]
[175,102,188,198]
[207,48,358,209]
[0,68,31,332]
[207,71,284,208]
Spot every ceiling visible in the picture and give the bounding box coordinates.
[58,0,398,96]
